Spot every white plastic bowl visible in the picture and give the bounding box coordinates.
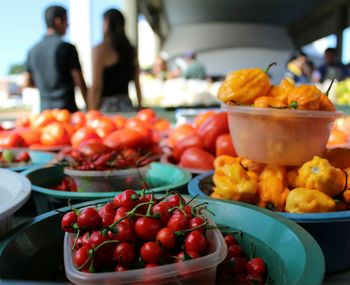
[0,169,31,237]
[222,104,343,166]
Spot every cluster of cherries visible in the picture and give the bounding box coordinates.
[59,147,159,171]
[0,150,30,165]
[61,191,216,274]
[52,176,77,192]
[218,234,268,285]
[61,190,269,284]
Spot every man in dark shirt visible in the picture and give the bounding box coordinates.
[24,5,87,112]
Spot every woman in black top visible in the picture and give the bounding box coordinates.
[88,9,142,112]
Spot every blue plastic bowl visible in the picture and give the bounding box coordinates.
[188,171,350,274]
[1,149,55,172]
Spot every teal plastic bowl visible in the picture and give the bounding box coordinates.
[188,171,350,273]
[1,150,55,172]
[0,197,324,284]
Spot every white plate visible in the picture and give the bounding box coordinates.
[0,169,31,220]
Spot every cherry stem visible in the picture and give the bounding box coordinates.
[174,221,208,236]
[71,229,80,250]
[325,77,335,97]
[109,201,154,229]
[145,193,155,216]
[77,239,120,271]
[168,206,187,217]
[264,62,277,73]
[185,194,199,206]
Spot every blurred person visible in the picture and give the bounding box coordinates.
[285,52,313,83]
[182,51,206,80]
[88,8,141,112]
[315,47,347,82]
[24,5,87,112]
[152,55,168,81]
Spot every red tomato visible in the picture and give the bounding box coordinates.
[136,109,157,123]
[193,110,217,129]
[60,122,75,137]
[154,119,171,132]
[85,109,102,121]
[111,115,126,129]
[40,122,70,146]
[15,128,41,146]
[179,147,215,170]
[198,112,229,153]
[78,142,111,156]
[125,118,153,130]
[71,127,100,148]
[172,134,204,162]
[103,129,150,151]
[52,109,70,122]
[215,133,237,157]
[15,116,30,128]
[71,111,86,129]
[30,110,55,130]
[87,116,117,138]
[0,132,26,148]
[167,124,197,147]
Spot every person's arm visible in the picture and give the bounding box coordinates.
[134,58,142,108]
[71,69,87,105]
[88,47,104,110]
[22,72,34,88]
[66,44,88,107]
[22,53,34,88]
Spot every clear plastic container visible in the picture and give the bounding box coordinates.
[64,165,150,192]
[64,214,226,285]
[222,104,343,166]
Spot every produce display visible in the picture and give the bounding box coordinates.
[217,64,334,111]
[0,108,171,150]
[62,190,269,285]
[335,78,350,105]
[165,110,236,171]
[210,151,350,213]
[0,149,30,167]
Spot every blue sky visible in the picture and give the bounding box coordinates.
[0,0,122,76]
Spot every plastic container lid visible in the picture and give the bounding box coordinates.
[64,213,226,285]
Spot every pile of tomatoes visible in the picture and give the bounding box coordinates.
[0,149,30,165]
[0,108,170,150]
[167,110,236,171]
[61,191,217,275]
[217,234,267,285]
